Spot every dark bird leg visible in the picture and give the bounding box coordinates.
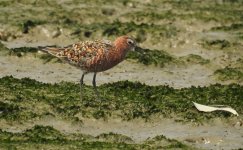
[80,72,86,102]
[92,72,100,101]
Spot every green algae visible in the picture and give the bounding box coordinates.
[128,47,174,67]
[124,1,243,23]
[211,23,243,31]
[145,135,193,150]
[20,20,46,34]
[9,47,38,57]
[179,54,210,65]
[214,67,243,81]
[123,10,176,22]
[0,42,9,55]
[0,42,8,51]
[67,20,179,43]
[96,132,134,143]
[211,23,243,41]
[0,76,242,122]
[0,0,181,43]
[0,125,193,150]
[171,1,243,23]
[201,39,231,50]
[1,0,243,43]
[102,21,178,39]
[0,126,66,144]
[0,101,21,121]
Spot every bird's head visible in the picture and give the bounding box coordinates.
[114,36,136,52]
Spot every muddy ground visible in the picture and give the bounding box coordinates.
[0,0,243,149]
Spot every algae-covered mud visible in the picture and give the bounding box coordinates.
[0,0,243,149]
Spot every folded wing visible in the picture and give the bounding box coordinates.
[41,40,113,68]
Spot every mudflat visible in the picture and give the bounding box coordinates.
[0,0,242,149]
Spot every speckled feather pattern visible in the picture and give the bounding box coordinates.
[42,36,135,72]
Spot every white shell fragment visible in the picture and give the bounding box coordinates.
[193,102,239,116]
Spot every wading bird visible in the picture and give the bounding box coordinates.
[41,35,136,102]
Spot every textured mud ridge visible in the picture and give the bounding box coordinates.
[1,76,243,121]
[0,125,195,150]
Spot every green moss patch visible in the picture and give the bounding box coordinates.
[0,76,242,122]
[214,67,243,81]
[201,39,231,50]
[211,23,243,40]
[9,47,38,57]
[96,132,134,143]
[0,125,193,149]
[0,42,9,55]
[211,23,243,31]
[238,33,243,39]
[179,54,210,65]
[70,21,179,43]
[103,21,179,41]
[172,1,243,23]
[123,10,176,22]
[0,101,21,120]
[0,42,8,51]
[124,2,243,23]
[146,135,193,149]
[127,47,174,67]
[20,20,46,34]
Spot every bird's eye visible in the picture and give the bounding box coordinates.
[127,39,134,45]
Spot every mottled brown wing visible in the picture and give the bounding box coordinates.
[42,40,113,68]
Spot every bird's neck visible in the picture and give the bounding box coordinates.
[114,40,129,57]
[115,45,129,61]
[106,46,128,65]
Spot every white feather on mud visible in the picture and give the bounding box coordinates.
[193,102,239,116]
